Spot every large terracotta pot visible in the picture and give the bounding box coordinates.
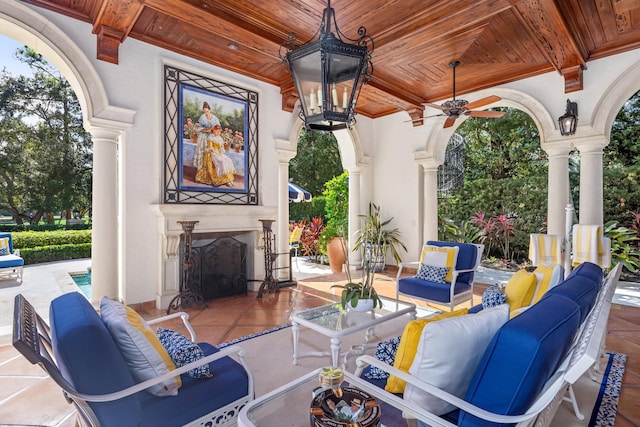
[326,237,346,274]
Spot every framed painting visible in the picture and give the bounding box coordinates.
[163,65,258,204]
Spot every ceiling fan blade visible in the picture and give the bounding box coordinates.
[443,116,457,128]
[464,95,501,110]
[424,102,448,111]
[466,110,506,118]
[404,113,446,123]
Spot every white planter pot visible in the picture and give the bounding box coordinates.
[348,299,375,312]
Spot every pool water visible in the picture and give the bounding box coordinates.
[70,271,91,299]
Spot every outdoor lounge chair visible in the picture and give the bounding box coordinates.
[0,232,24,282]
[396,241,484,311]
[12,292,254,427]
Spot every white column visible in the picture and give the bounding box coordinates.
[573,137,607,225]
[276,145,296,280]
[543,143,572,236]
[348,167,362,267]
[415,156,439,243]
[85,125,120,303]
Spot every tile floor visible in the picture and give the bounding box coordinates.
[0,263,639,426]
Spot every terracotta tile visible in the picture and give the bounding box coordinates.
[0,377,74,426]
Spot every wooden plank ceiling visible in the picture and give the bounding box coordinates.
[20,0,640,124]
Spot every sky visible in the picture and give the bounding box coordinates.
[0,34,35,76]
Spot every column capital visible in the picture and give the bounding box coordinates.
[572,135,608,155]
[541,140,573,157]
[275,138,297,163]
[413,150,440,170]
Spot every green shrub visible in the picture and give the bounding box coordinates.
[12,230,92,249]
[19,243,91,264]
[0,223,91,232]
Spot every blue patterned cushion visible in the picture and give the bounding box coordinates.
[365,336,400,380]
[156,328,212,379]
[0,247,8,256]
[482,285,506,309]
[416,264,449,283]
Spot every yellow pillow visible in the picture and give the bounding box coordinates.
[531,265,554,304]
[419,245,458,282]
[504,270,537,312]
[385,307,468,393]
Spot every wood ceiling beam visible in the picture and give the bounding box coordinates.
[93,0,145,64]
[512,0,588,92]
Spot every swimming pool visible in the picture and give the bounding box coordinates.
[70,270,91,299]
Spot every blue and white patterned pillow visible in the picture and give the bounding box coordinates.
[416,264,449,283]
[0,247,8,256]
[364,336,400,380]
[156,328,213,379]
[482,285,506,309]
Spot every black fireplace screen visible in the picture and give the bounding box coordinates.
[181,235,248,299]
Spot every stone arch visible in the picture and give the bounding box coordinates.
[1,2,135,302]
[592,59,640,140]
[278,115,367,265]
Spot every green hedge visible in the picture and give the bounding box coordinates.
[7,230,92,265]
[19,243,91,265]
[11,230,92,248]
[0,223,91,232]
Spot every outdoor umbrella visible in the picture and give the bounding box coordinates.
[288,182,312,202]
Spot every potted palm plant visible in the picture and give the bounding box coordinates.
[354,202,407,270]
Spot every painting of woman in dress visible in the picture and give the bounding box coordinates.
[193,101,220,173]
[195,124,236,187]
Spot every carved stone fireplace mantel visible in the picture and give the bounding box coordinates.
[152,204,277,309]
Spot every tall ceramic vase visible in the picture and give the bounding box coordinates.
[326,237,346,274]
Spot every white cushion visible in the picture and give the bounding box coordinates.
[403,304,510,415]
[100,297,181,396]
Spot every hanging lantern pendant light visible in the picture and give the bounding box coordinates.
[279,0,374,131]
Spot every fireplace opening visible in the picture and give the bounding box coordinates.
[181,232,248,299]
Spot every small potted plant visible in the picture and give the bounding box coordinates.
[332,233,383,311]
[183,118,198,142]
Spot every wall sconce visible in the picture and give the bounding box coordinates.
[558,99,578,136]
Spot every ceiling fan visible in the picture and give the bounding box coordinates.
[410,61,506,128]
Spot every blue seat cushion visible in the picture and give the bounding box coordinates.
[139,343,250,427]
[399,277,471,303]
[542,275,599,323]
[458,294,581,426]
[0,254,24,267]
[50,292,141,425]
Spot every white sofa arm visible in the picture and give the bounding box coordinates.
[355,355,565,425]
[66,344,253,403]
[147,311,197,341]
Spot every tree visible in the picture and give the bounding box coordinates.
[0,47,92,224]
[289,128,343,222]
[607,90,640,167]
[458,108,544,180]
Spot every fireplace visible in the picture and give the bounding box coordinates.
[182,232,249,299]
[153,204,279,310]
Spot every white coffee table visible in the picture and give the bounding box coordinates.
[237,368,442,427]
[291,296,416,367]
